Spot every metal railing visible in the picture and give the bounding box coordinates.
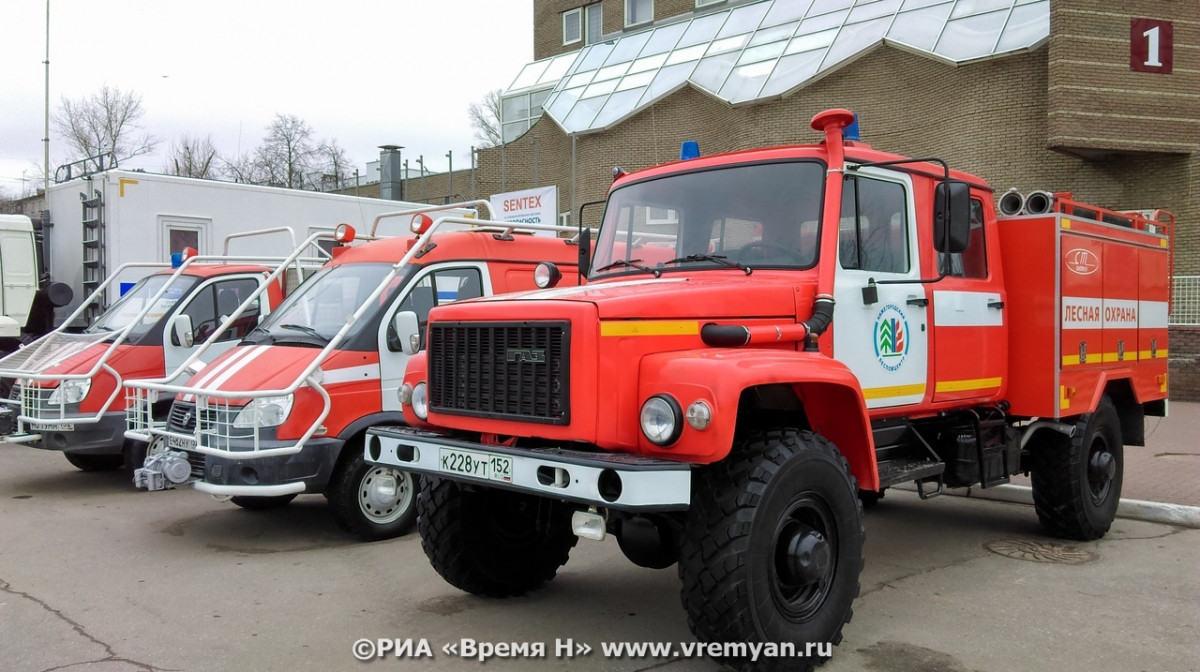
[1172,276,1200,326]
[126,203,580,460]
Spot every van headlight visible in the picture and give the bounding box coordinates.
[48,379,91,406]
[232,394,294,428]
[640,394,682,446]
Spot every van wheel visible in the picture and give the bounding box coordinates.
[230,495,297,510]
[1031,396,1122,540]
[64,452,124,472]
[419,477,577,597]
[122,439,152,472]
[327,450,418,541]
[678,429,863,671]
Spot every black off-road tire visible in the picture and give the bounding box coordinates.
[1030,396,1123,540]
[64,452,124,472]
[230,494,298,510]
[327,449,419,541]
[679,429,864,672]
[418,477,577,597]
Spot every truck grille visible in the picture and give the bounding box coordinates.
[428,321,570,425]
[167,402,197,432]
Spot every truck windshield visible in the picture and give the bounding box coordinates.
[252,263,400,345]
[86,274,199,340]
[592,161,824,278]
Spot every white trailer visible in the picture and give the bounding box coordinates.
[43,170,435,325]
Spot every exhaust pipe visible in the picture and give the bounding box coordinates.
[1024,190,1055,215]
[997,189,1025,217]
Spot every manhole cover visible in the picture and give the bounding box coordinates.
[983,539,1097,564]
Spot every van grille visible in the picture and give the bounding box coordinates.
[428,321,570,425]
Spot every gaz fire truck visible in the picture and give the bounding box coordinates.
[0,228,305,472]
[126,204,582,540]
[366,110,1172,669]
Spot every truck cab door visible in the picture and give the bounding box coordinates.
[832,171,930,409]
[162,275,266,379]
[378,264,490,412]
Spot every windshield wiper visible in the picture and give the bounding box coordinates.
[279,324,329,342]
[662,254,751,275]
[593,258,661,277]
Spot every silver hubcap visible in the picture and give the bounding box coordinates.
[358,467,412,525]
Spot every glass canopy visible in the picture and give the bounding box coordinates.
[501,0,1048,140]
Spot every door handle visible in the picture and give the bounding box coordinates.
[906,297,929,307]
[988,300,1005,309]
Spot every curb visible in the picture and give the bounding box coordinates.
[915,483,1200,529]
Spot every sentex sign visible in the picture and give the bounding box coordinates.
[490,186,558,237]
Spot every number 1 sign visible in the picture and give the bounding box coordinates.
[1131,18,1173,74]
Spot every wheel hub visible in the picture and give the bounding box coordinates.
[1087,448,1115,500]
[781,526,831,588]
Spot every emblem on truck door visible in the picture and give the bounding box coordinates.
[1065,248,1099,275]
[874,304,910,372]
[506,348,547,363]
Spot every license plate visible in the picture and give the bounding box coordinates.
[31,422,74,431]
[439,447,513,483]
[167,435,193,450]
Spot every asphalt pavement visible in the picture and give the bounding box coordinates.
[1,404,1197,672]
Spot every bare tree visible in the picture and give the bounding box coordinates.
[468,88,503,148]
[53,85,158,167]
[221,151,261,184]
[313,139,352,190]
[164,134,219,179]
[254,114,319,189]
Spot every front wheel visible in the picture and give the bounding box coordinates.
[419,477,577,597]
[327,450,419,541]
[678,429,864,671]
[64,452,124,472]
[1030,396,1123,540]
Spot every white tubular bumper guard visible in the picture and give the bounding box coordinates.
[365,426,692,512]
[195,481,307,497]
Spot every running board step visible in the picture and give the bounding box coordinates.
[877,457,946,499]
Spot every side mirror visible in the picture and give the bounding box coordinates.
[578,227,592,277]
[392,310,421,355]
[171,314,194,348]
[934,180,971,254]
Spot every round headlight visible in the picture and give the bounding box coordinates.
[640,395,682,446]
[411,382,429,420]
[685,401,712,431]
[534,262,562,289]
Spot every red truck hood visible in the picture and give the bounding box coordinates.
[35,342,162,383]
[459,272,811,320]
[180,345,373,395]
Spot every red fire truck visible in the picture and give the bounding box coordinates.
[367,110,1172,668]
[0,228,299,472]
[126,204,581,540]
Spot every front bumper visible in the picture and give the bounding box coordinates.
[0,411,126,454]
[137,436,345,495]
[365,426,692,512]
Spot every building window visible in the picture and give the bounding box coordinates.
[626,0,653,27]
[501,88,553,143]
[695,0,725,7]
[563,8,582,45]
[584,3,603,45]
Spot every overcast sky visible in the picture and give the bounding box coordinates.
[0,0,534,195]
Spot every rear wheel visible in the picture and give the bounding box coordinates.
[1030,396,1123,540]
[64,452,124,472]
[678,429,863,671]
[419,477,577,597]
[327,450,419,541]
[230,494,297,510]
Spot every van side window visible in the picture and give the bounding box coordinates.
[940,199,988,278]
[387,268,484,351]
[179,277,262,344]
[839,177,910,273]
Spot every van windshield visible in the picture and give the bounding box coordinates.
[253,263,403,345]
[86,274,199,340]
[592,161,824,278]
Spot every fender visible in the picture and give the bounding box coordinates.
[337,411,406,443]
[637,348,878,491]
[399,351,432,429]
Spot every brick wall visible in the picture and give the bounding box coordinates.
[1169,327,1200,402]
